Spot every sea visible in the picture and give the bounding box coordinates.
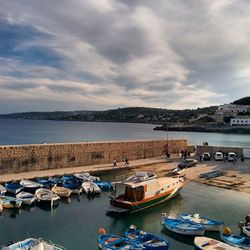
[0,118,250,250]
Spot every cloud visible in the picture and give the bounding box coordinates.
[0,0,250,112]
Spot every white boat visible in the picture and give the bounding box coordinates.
[0,196,22,209]
[0,184,6,195]
[35,188,60,207]
[162,215,205,236]
[51,186,72,198]
[74,172,100,182]
[16,191,36,206]
[82,181,101,194]
[20,179,43,193]
[194,237,240,250]
[1,238,65,250]
[107,172,185,214]
[180,213,223,231]
[243,226,250,237]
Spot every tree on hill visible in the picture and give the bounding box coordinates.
[232,96,250,105]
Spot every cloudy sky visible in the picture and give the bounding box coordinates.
[0,0,250,113]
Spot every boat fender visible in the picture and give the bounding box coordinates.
[98,228,106,234]
[223,226,232,235]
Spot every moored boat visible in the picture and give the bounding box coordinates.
[95,181,113,191]
[16,191,36,206]
[5,182,22,194]
[82,181,101,195]
[125,225,170,249]
[194,236,240,250]
[162,215,205,236]
[49,176,62,186]
[1,238,65,250]
[62,179,82,194]
[0,184,7,195]
[107,172,185,214]
[0,195,22,209]
[98,234,143,250]
[35,188,60,207]
[51,186,72,198]
[221,231,250,250]
[243,226,250,237]
[74,172,100,182]
[36,178,51,188]
[180,213,223,231]
[20,179,43,193]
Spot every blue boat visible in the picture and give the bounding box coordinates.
[49,177,62,186]
[95,181,113,191]
[61,175,76,181]
[98,234,143,250]
[221,232,250,249]
[162,215,205,236]
[36,178,51,188]
[5,182,23,194]
[180,213,223,231]
[62,179,82,193]
[125,225,169,249]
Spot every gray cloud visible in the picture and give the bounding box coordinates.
[0,0,250,112]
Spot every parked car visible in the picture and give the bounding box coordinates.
[227,152,236,162]
[214,152,223,161]
[173,166,185,175]
[202,152,211,161]
[178,159,197,168]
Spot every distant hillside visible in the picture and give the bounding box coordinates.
[0,106,218,124]
[232,96,250,105]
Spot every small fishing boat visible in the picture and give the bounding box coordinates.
[98,234,143,250]
[162,215,205,236]
[82,181,101,195]
[62,179,82,194]
[0,195,22,209]
[16,191,36,206]
[125,225,170,249]
[1,238,65,250]
[61,175,76,181]
[20,179,43,193]
[180,213,223,231]
[243,226,250,237]
[221,230,250,250]
[74,172,100,182]
[95,181,113,191]
[5,182,22,194]
[0,184,7,195]
[194,237,240,250]
[35,188,60,207]
[107,172,185,214]
[51,186,72,198]
[36,178,51,188]
[49,176,62,186]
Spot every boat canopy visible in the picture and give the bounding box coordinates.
[125,172,156,183]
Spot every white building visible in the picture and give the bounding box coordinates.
[216,104,249,117]
[230,116,250,126]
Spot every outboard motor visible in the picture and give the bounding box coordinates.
[245,215,250,225]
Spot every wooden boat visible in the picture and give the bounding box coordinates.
[0,184,7,195]
[194,237,240,250]
[0,195,22,209]
[16,191,36,205]
[82,181,101,194]
[125,225,170,249]
[51,186,72,198]
[180,213,223,231]
[74,172,100,182]
[107,172,185,214]
[5,182,22,194]
[1,238,65,250]
[35,188,60,207]
[20,179,43,193]
[98,234,143,250]
[221,232,250,250]
[243,226,250,237]
[95,181,113,191]
[162,215,205,236]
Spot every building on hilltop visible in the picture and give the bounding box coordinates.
[216,104,250,117]
[230,116,250,126]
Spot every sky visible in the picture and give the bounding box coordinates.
[0,0,250,113]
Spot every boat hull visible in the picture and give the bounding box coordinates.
[221,233,250,250]
[107,186,182,214]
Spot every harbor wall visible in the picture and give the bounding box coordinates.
[0,139,187,174]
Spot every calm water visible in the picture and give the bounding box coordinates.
[1,180,250,250]
[0,118,250,147]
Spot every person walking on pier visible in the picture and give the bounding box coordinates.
[113,158,117,167]
[125,157,129,167]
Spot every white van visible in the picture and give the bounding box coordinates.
[227,152,236,162]
[214,152,223,161]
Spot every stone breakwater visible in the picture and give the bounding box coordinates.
[0,139,187,174]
